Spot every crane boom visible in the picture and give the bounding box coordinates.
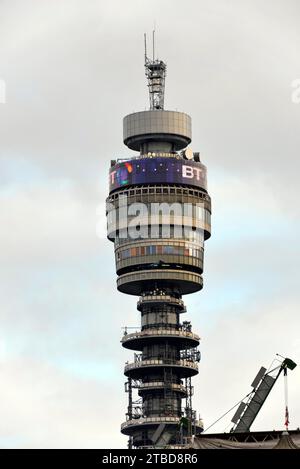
[231,357,297,433]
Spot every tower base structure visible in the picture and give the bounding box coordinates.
[121,292,203,448]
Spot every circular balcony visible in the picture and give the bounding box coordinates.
[107,183,211,206]
[121,328,200,351]
[124,358,198,379]
[116,252,204,277]
[121,416,181,434]
[138,381,187,396]
[137,294,185,311]
[121,416,204,436]
[117,269,203,296]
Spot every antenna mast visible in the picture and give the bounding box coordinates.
[144,31,166,110]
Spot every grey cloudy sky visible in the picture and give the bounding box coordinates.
[0,0,299,448]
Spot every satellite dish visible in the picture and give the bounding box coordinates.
[182,148,193,160]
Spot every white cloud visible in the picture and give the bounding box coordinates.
[0,356,126,448]
[0,181,104,262]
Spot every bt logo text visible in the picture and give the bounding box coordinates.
[291,79,300,104]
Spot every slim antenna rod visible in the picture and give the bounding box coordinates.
[152,29,155,61]
[144,33,147,64]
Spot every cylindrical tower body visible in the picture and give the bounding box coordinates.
[106,56,211,448]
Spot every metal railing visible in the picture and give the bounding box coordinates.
[138,294,184,307]
[121,328,200,343]
[121,416,203,430]
[124,358,198,372]
[139,381,187,393]
[121,416,180,430]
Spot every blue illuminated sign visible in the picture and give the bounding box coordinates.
[109,157,207,192]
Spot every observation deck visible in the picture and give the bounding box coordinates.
[124,357,199,379]
[121,327,200,351]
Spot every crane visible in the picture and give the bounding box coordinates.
[231,356,297,433]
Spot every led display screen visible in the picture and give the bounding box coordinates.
[109,157,207,192]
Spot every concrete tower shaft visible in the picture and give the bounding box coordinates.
[106,50,211,448]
